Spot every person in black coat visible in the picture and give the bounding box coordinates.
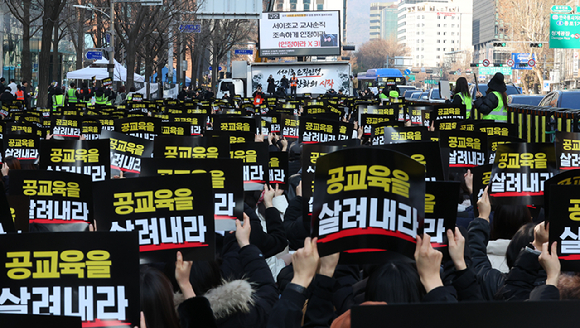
[178,85,188,101]
[280,75,289,94]
[0,89,15,102]
[474,72,509,120]
[267,75,276,95]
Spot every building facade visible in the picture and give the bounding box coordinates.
[472,0,509,64]
[397,0,472,68]
[370,2,391,40]
[380,4,399,41]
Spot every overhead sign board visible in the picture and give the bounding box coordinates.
[197,0,261,19]
[551,5,573,13]
[479,66,512,76]
[550,14,580,48]
[259,11,341,57]
[511,53,536,70]
[86,51,103,60]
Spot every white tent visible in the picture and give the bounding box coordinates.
[66,58,145,82]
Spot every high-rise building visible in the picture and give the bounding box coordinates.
[271,0,348,43]
[397,0,473,68]
[472,0,509,64]
[380,4,399,41]
[370,3,391,40]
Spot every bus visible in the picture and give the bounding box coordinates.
[358,68,406,94]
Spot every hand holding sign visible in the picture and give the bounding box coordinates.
[539,242,560,286]
[533,222,549,251]
[477,186,491,221]
[447,228,467,271]
[319,252,340,278]
[414,234,444,293]
[236,213,252,248]
[175,251,195,299]
[291,237,320,288]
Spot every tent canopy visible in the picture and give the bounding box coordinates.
[66,58,145,82]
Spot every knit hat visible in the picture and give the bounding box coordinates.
[487,72,507,93]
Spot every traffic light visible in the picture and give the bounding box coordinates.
[493,42,507,47]
[469,63,479,67]
[530,43,543,48]
[518,63,529,67]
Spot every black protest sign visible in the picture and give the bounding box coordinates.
[100,130,153,177]
[39,140,111,181]
[556,132,580,171]
[153,135,229,159]
[424,181,460,257]
[3,135,39,165]
[380,142,445,181]
[213,116,256,135]
[51,116,82,139]
[434,119,461,131]
[313,148,425,263]
[81,118,102,140]
[206,129,255,144]
[0,183,15,233]
[476,121,517,137]
[169,114,207,135]
[302,140,360,221]
[543,170,580,220]
[160,122,189,136]
[9,170,93,231]
[0,313,81,328]
[6,121,37,136]
[230,142,268,191]
[102,77,113,86]
[357,104,397,123]
[140,158,244,232]
[434,104,466,120]
[269,152,289,190]
[487,135,523,164]
[382,126,433,144]
[281,114,300,139]
[471,164,493,217]
[369,121,404,145]
[409,106,433,126]
[261,114,281,134]
[439,130,487,170]
[490,143,558,205]
[549,185,580,271]
[97,117,116,131]
[115,117,161,140]
[93,174,215,262]
[361,114,396,136]
[299,117,352,144]
[0,232,140,327]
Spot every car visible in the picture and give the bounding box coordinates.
[507,94,544,106]
[538,90,580,109]
[470,84,521,100]
[409,92,422,100]
[404,90,417,98]
[428,88,445,103]
[420,92,429,101]
[398,86,417,96]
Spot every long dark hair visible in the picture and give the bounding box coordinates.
[4,156,21,170]
[505,222,535,269]
[453,77,469,98]
[491,205,532,240]
[365,262,425,304]
[140,266,181,328]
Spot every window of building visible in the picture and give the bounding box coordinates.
[437,32,440,35]
[437,40,440,43]
[444,24,447,27]
[437,48,440,51]
[436,55,441,59]
[451,48,455,51]
[451,32,455,35]
[451,24,455,28]
[416,47,419,51]
[437,24,440,27]
[317,4,323,10]
[437,15,441,19]
[451,40,454,43]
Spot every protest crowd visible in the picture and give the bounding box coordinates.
[0,71,579,327]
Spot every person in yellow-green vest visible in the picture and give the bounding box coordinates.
[446,77,472,118]
[94,87,107,105]
[52,87,65,111]
[474,72,508,122]
[66,82,78,105]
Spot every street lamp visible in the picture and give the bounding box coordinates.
[73,2,115,80]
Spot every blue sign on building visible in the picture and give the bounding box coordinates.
[511,53,536,70]
[234,49,253,55]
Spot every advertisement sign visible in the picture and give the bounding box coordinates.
[259,11,341,57]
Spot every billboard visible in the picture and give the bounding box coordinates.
[259,11,341,57]
[197,0,261,19]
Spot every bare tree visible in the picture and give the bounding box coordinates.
[355,39,409,72]
[6,0,43,84]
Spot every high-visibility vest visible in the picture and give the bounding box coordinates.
[458,93,472,118]
[16,90,24,100]
[67,88,77,103]
[290,77,298,87]
[95,94,107,105]
[52,94,65,110]
[389,90,399,98]
[482,91,507,122]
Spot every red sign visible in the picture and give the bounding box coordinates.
[507,59,514,67]
[482,59,490,67]
[528,59,536,67]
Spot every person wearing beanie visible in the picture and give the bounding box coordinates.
[473,72,508,122]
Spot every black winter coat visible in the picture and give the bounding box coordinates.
[178,297,218,328]
[474,92,501,115]
[283,196,310,250]
[267,77,276,94]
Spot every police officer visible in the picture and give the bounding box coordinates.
[94,87,107,105]
[52,87,65,111]
[474,72,508,122]
[66,82,78,106]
